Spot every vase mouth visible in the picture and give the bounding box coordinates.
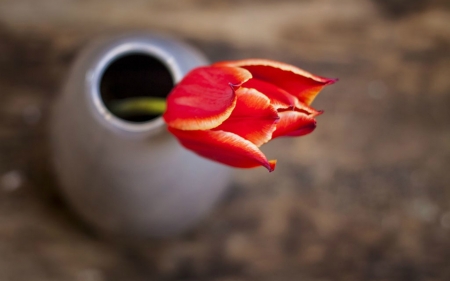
[90,38,183,133]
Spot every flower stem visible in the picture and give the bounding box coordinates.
[108,97,167,117]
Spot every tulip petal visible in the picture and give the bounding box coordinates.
[163,66,252,130]
[168,127,277,172]
[272,111,317,139]
[243,78,297,110]
[293,100,323,117]
[214,59,337,105]
[214,87,279,147]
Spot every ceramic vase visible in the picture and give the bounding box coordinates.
[50,32,231,238]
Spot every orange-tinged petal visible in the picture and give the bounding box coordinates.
[163,66,252,130]
[214,87,279,147]
[272,111,317,139]
[168,127,276,172]
[243,78,297,110]
[214,59,337,105]
[293,100,323,117]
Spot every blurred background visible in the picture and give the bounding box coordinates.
[0,0,450,280]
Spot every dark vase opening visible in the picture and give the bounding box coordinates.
[100,53,174,122]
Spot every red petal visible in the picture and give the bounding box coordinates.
[243,78,297,110]
[293,100,323,117]
[168,127,277,172]
[163,66,252,130]
[214,88,279,147]
[214,59,337,105]
[272,111,317,138]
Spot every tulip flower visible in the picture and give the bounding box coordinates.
[163,59,337,172]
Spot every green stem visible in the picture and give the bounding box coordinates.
[108,97,167,117]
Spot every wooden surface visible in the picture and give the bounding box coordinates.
[0,0,450,280]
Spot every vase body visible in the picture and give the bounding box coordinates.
[50,33,231,238]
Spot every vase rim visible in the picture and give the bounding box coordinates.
[88,36,183,134]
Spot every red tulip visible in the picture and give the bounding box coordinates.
[163,59,337,172]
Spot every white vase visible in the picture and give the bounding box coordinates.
[50,32,231,238]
